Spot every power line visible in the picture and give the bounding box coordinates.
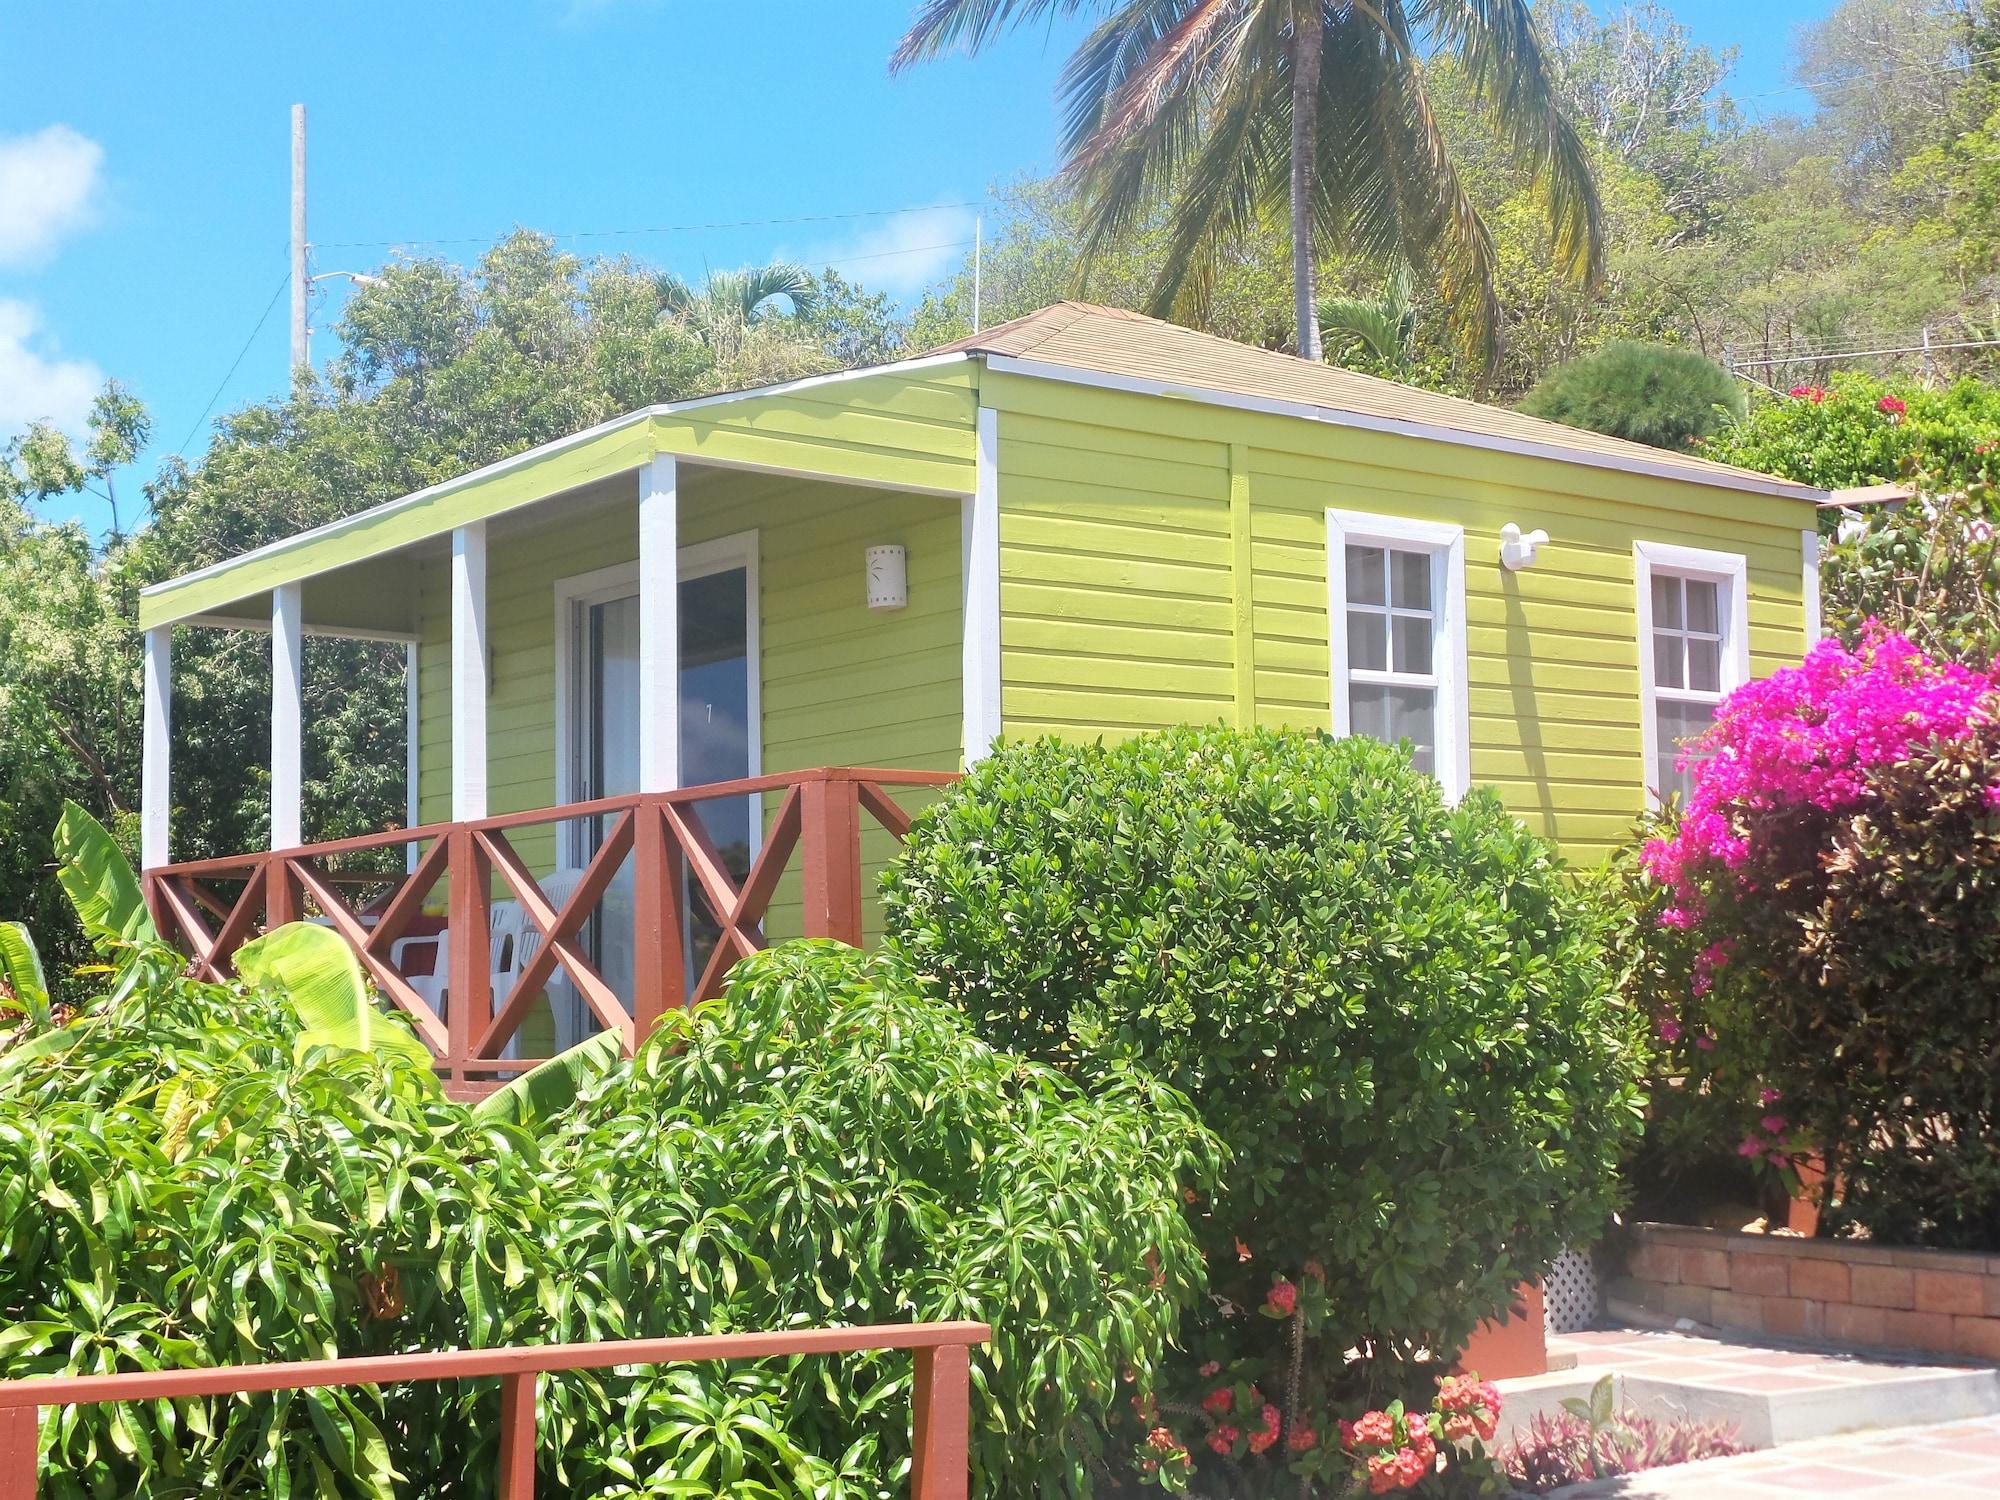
[315,198,989,253]
[173,267,293,459]
[1731,336,2000,370]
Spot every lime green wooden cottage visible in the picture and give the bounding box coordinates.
[137,304,1828,1091]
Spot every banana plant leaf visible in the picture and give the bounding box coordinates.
[471,1029,625,1129]
[0,922,51,1030]
[235,923,435,1072]
[53,801,156,949]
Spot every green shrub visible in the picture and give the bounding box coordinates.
[0,947,549,1499]
[533,941,1218,1496]
[1700,373,2000,494]
[0,939,1216,1498]
[881,727,1645,1485]
[1517,340,1744,449]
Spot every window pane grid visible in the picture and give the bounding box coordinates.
[1648,568,1729,805]
[1343,541,1440,769]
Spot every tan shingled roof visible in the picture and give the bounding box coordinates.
[932,303,1823,500]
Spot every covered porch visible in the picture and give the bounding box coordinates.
[134,362,997,1095]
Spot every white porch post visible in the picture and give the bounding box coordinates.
[270,583,304,849]
[451,522,489,821]
[404,640,422,871]
[141,626,172,869]
[961,406,1003,765]
[638,455,681,792]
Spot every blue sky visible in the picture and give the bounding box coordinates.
[2,0,1836,538]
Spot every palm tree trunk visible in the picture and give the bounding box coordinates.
[1290,2,1325,361]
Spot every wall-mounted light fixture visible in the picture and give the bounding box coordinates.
[1499,522,1549,571]
[866,544,908,610]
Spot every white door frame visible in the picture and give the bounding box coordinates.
[552,531,762,867]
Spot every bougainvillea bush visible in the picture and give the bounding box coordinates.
[882,726,1647,1492]
[1637,629,2000,1248]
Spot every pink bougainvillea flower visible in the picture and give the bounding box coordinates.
[1265,1279,1298,1316]
[1760,1086,1783,1106]
[1656,1016,1684,1043]
[1762,1114,1788,1133]
[1739,1136,1765,1157]
[1878,394,1908,419]
[1694,1031,1716,1051]
[1645,631,1996,923]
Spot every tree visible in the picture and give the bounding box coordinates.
[0,380,151,538]
[129,232,889,865]
[1518,338,1744,447]
[1317,264,1417,373]
[893,0,1604,365]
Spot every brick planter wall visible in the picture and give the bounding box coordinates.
[1613,1223,2000,1362]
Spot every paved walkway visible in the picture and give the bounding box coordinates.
[1542,1413,2000,1496]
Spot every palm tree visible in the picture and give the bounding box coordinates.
[893,0,1601,367]
[1317,263,1416,372]
[656,264,819,358]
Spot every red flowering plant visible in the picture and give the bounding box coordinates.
[1628,628,2000,1246]
[1332,1375,1505,1495]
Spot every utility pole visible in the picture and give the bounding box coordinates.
[290,103,308,376]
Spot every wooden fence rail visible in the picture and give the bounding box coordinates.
[142,767,959,1097]
[0,1320,988,1499]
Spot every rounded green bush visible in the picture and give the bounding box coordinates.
[882,728,1645,1397]
[1517,339,1744,450]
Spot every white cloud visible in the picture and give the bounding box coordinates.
[790,205,979,299]
[0,124,104,267]
[0,300,101,435]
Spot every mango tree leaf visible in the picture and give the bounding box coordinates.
[0,922,51,1030]
[472,1029,625,1129]
[235,923,435,1073]
[53,801,156,949]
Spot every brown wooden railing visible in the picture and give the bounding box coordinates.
[142,767,959,1097]
[0,1320,988,1499]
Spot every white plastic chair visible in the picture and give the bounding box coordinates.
[388,931,449,1016]
[492,871,590,1054]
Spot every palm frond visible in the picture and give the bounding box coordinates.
[730,263,819,321]
[1410,0,1603,283]
[1318,265,1417,368]
[891,0,1112,70]
[1312,7,1502,370]
[1061,0,1283,318]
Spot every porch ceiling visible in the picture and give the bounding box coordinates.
[138,358,981,633]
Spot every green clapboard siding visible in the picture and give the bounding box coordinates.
[981,368,1814,862]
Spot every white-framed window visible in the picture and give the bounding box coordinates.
[1634,540,1749,808]
[1327,509,1469,800]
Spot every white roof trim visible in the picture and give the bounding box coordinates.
[983,354,1829,504]
[142,352,974,600]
